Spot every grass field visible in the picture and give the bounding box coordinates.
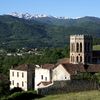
[93,45,100,50]
[37,90,100,100]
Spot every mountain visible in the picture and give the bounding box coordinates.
[0,14,100,49]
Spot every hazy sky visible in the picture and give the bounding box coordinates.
[0,0,100,18]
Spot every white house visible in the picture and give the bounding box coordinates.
[52,64,71,81]
[10,64,35,91]
[35,64,54,90]
[10,64,54,91]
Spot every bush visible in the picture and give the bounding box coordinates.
[10,87,23,94]
[1,91,44,100]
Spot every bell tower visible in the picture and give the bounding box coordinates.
[70,35,92,64]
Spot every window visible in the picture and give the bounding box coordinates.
[12,72,14,77]
[80,56,82,62]
[76,56,79,62]
[41,75,43,80]
[12,80,14,85]
[80,43,82,52]
[45,77,47,81]
[22,72,24,78]
[76,43,79,52]
[17,83,19,87]
[17,72,19,77]
[22,81,24,87]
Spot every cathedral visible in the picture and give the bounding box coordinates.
[70,35,100,64]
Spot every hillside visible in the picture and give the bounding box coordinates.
[0,15,100,49]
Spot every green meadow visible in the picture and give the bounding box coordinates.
[93,45,100,50]
[37,90,100,100]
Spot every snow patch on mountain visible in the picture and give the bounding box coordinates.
[9,12,72,19]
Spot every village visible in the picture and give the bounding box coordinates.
[9,34,100,94]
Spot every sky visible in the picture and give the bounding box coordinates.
[0,0,100,18]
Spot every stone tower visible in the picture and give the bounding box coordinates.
[70,35,92,64]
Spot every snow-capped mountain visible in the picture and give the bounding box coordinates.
[9,12,70,19]
[9,12,51,19]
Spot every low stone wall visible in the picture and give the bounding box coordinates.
[38,80,98,95]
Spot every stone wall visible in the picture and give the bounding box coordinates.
[38,80,98,95]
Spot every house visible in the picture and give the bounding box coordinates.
[52,63,100,81]
[10,64,54,91]
[35,64,54,90]
[52,64,71,81]
[10,64,35,91]
[52,63,85,81]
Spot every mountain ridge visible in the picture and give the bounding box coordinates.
[0,14,100,49]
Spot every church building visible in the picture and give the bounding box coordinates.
[70,35,92,64]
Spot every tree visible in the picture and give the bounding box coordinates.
[0,74,10,97]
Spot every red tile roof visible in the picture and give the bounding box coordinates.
[57,63,100,75]
[41,64,55,69]
[57,58,70,64]
[62,64,86,75]
[87,64,100,72]
[11,64,35,71]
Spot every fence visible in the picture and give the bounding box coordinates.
[38,80,98,95]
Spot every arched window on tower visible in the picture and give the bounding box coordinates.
[80,56,82,62]
[76,56,79,62]
[80,43,82,52]
[76,43,79,52]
